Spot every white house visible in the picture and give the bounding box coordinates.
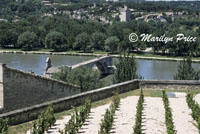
[119,5,131,22]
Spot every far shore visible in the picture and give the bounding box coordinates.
[1,49,200,63]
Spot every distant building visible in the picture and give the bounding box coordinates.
[106,0,119,2]
[119,5,131,22]
[93,3,97,8]
[0,19,8,22]
[16,0,28,2]
[135,16,144,21]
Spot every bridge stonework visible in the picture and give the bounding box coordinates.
[72,56,114,75]
[44,55,115,77]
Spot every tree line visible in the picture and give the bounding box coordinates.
[1,15,200,56]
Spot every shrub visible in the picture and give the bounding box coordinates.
[186,93,200,132]
[98,91,120,134]
[0,118,8,134]
[31,105,56,134]
[60,99,91,134]
[162,90,176,134]
[133,89,144,134]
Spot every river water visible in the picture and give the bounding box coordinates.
[0,53,200,80]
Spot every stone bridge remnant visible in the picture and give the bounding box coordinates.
[44,55,115,77]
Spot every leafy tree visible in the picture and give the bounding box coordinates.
[175,30,199,56]
[174,57,200,80]
[0,29,18,48]
[32,122,38,134]
[162,90,176,134]
[133,89,144,134]
[120,28,133,51]
[31,105,56,134]
[45,105,56,129]
[90,32,106,51]
[99,91,120,134]
[31,26,47,48]
[17,31,38,51]
[114,53,141,83]
[137,21,151,34]
[37,111,48,133]
[74,32,91,52]
[18,0,42,14]
[52,67,103,92]
[107,22,125,41]
[61,100,91,134]
[45,31,66,52]
[105,36,119,54]
[0,118,8,134]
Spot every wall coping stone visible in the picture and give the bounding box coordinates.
[139,79,200,85]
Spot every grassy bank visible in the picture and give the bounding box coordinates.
[1,49,200,62]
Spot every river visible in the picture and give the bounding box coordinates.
[0,53,200,80]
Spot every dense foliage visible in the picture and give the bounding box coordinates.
[133,89,144,134]
[104,36,120,53]
[162,91,176,134]
[52,66,103,92]
[60,99,91,134]
[0,118,8,134]
[99,91,120,134]
[1,1,200,56]
[45,31,66,51]
[74,32,91,52]
[114,53,140,84]
[186,93,200,132]
[174,57,200,80]
[17,31,38,51]
[31,105,56,134]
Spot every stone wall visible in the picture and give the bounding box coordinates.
[0,64,4,108]
[140,80,200,90]
[0,80,139,125]
[0,64,79,113]
[0,77,200,125]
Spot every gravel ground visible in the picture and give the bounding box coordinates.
[78,103,110,134]
[26,93,200,134]
[111,96,139,134]
[194,94,200,104]
[169,93,198,134]
[142,97,167,134]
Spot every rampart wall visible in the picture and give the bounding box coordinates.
[0,64,79,113]
[0,78,200,125]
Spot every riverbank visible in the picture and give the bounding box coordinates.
[1,49,200,63]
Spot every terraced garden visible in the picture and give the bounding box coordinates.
[6,89,200,134]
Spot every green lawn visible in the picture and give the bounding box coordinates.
[1,48,200,61]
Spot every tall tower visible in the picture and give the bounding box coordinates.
[119,5,131,22]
